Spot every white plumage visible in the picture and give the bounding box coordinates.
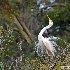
[38,15,56,56]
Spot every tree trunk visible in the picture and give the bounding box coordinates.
[14,16,33,44]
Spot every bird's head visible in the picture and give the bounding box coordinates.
[47,15,50,19]
[47,15,53,26]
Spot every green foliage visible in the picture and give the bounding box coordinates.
[41,0,69,28]
[0,0,70,70]
[0,27,19,62]
[0,62,4,70]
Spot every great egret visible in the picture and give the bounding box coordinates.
[38,15,56,56]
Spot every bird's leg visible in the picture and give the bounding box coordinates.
[46,50,48,55]
[45,50,52,62]
[52,52,55,57]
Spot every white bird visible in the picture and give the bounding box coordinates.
[38,15,56,57]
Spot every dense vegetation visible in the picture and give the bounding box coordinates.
[0,0,70,70]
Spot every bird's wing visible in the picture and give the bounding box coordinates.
[42,38,55,56]
[42,38,53,50]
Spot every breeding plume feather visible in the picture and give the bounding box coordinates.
[37,15,57,57]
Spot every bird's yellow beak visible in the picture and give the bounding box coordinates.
[47,15,51,20]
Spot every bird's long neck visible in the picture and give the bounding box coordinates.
[39,25,52,36]
[38,18,53,40]
[38,25,51,40]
